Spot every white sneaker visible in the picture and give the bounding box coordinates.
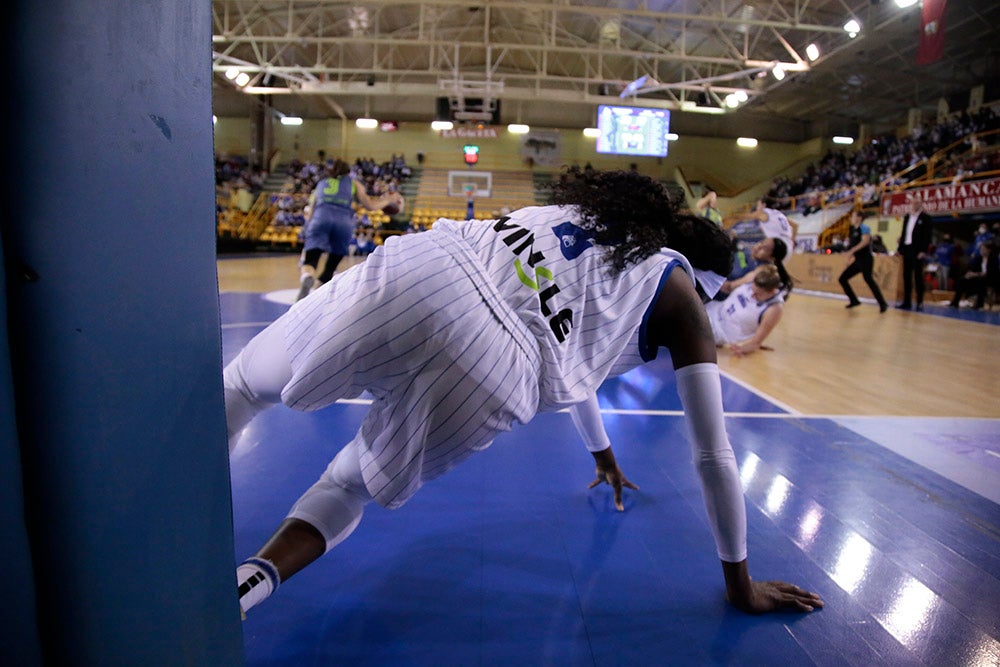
[295,274,315,301]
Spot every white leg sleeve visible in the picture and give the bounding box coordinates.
[287,437,373,553]
[674,363,748,563]
[223,320,293,453]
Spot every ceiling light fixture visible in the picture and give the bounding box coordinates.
[806,43,820,61]
[736,137,758,148]
[772,65,786,80]
[583,127,600,138]
[894,0,919,7]
[844,19,861,38]
[280,116,303,126]
[507,123,530,134]
[225,67,239,80]
[356,118,378,129]
[833,136,855,145]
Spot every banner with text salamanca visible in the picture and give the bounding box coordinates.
[880,177,1000,216]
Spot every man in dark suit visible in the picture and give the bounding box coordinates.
[896,196,933,310]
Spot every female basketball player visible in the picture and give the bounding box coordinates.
[707,264,785,356]
[296,158,402,301]
[225,167,823,618]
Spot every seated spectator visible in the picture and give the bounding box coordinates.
[969,223,995,261]
[950,241,999,309]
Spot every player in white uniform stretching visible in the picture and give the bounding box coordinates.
[225,168,823,618]
[706,264,785,356]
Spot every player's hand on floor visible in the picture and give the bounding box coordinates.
[588,463,639,511]
[728,579,824,614]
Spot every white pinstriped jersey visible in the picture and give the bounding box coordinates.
[276,206,696,508]
[704,282,783,345]
[434,206,696,409]
[759,207,794,251]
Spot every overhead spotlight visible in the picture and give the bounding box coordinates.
[431,120,453,131]
[280,116,303,126]
[833,136,855,145]
[772,65,786,80]
[234,72,251,87]
[894,0,918,7]
[736,137,758,148]
[806,43,820,61]
[735,90,749,102]
[844,19,861,38]
[666,133,679,141]
[225,67,239,80]
[583,127,601,138]
[356,117,378,129]
[507,124,530,134]
[725,93,740,108]
[212,115,217,124]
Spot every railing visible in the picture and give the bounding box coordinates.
[881,128,1000,191]
[216,191,277,241]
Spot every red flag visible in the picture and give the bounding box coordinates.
[917,0,947,65]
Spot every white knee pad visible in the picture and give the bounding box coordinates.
[288,438,373,552]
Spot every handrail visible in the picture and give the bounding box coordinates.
[880,128,1000,191]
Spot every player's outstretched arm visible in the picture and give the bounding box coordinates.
[647,269,823,614]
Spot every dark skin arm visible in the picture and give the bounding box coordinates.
[589,447,639,511]
[644,270,823,613]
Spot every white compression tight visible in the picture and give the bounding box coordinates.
[223,320,373,554]
[223,320,293,453]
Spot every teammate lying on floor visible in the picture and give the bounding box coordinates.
[705,264,786,356]
[224,167,824,619]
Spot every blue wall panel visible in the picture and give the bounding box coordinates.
[0,231,42,666]
[6,2,243,664]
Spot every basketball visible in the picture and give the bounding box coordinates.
[382,195,403,216]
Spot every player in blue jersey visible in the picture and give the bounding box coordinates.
[296,159,401,301]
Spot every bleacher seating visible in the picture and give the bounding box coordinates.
[409,169,541,227]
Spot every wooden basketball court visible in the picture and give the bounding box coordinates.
[217,252,1000,419]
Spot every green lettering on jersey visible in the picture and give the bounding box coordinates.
[515,258,553,290]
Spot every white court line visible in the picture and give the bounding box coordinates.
[222,322,275,330]
[717,368,801,415]
[333,398,989,422]
[986,450,1000,460]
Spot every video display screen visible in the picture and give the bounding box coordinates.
[596,105,671,157]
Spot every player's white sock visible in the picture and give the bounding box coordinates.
[236,557,280,614]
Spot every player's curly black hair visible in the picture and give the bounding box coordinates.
[550,166,734,278]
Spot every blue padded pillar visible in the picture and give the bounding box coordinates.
[6,2,244,664]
